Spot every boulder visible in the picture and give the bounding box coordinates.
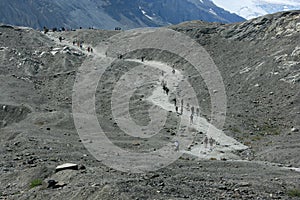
[291,127,299,132]
[55,163,78,172]
[43,180,57,188]
[43,180,66,189]
[238,182,251,187]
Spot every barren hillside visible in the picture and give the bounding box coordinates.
[0,10,299,200]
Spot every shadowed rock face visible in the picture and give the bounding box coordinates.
[0,11,299,200]
[0,104,31,128]
[0,0,244,30]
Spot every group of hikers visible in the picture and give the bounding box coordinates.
[161,67,200,125]
[56,35,94,53]
[159,65,218,153]
[174,136,216,152]
[43,26,95,34]
[202,136,216,150]
[71,39,93,53]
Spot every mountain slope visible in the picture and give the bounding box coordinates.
[0,10,299,199]
[212,0,300,19]
[0,0,245,30]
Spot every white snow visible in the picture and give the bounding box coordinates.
[209,8,218,16]
[211,0,300,19]
[139,6,154,20]
[0,46,8,51]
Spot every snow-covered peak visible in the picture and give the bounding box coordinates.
[211,0,300,19]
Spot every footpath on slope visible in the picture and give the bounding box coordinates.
[45,31,300,172]
[45,31,254,161]
[126,59,248,160]
[46,32,97,56]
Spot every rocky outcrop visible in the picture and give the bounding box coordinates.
[0,104,31,128]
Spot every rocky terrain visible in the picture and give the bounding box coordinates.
[0,10,300,199]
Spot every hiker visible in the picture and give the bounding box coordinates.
[203,136,208,148]
[162,82,168,94]
[209,137,214,149]
[190,114,194,124]
[141,56,145,62]
[165,87,169,95]
[174,141,179,151]
[173,98,177,106]
[162,84,166,93]
[196,108,200,116]
[90,48,93,53]
[43,26,48,34]
[175,106,178,113]
[191,106,195,115]
[87,47,90,52]
[186,103,190,111]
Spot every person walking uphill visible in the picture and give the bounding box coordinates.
[203,136,208,149]
[209,137,215,150]
[172,65,175,74]
[174,141,179,151]
[165,87,169,95]
[191,106,195,116]
[190,114,194,124]
[196,108,200,117]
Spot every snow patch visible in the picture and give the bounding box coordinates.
[209,8,218,16]
[51,51,59,56]
[0,46,8,51]
[240,66,251,74]
[291,46,300,57]
[39,51,47,57]
[139,6,153,20]
[280,73,300,84]
[212,0,300,19]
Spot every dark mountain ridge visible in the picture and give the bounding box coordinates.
[0,0,245,30]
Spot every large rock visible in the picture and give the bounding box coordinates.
[291,127,299,132]
[55,163,78,172]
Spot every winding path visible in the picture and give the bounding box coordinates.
[45,31,300,172]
